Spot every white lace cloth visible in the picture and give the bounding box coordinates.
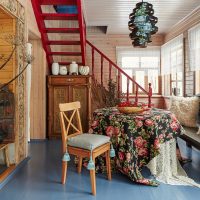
[147,139,200,187]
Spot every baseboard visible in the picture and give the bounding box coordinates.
[0,157,30,190]
[30,139,47,143]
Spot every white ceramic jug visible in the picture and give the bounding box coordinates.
[59,66,68,75]
[69,61,78,75]
[52,63,59,75]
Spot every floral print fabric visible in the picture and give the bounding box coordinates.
[89,107,184,186]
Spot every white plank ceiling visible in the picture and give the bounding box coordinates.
[83,0,200,34]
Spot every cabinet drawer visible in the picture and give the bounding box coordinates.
[49,76,88,85]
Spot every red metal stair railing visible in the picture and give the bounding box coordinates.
[86,40,152,107]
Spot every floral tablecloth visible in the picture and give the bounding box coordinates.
[89,107,184,186]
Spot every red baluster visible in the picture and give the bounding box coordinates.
[135,85,138,106]
[92,48,94,77]
[148,83,152,108]
[118,71,121,98]
[127,78,129,102]
[101,56,104,86]
[109,62,112,80]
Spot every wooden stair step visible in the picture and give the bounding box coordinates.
[49,52,82,56]
[47,41,81,45]
[40,0,77,5]
[58,62,82,66]
[41,13,78,20]
[44,28,80,33]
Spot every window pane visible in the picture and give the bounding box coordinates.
[121,69,133,93]
[171,51,177,68]
[177,72,183,81]
[171,68,176,80]
[141,57,159,68]
[177,82,183,96]
[135,71,145,91]
[148,70,159,93]
[122,57,139,68]
[177,49,183,65]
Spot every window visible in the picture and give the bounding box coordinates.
[188,24,200,94]
[117,47,160,94]
[161,34,184,96]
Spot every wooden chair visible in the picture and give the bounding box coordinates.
[59,101,112,195]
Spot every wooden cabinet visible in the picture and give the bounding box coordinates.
[47,75,91,139]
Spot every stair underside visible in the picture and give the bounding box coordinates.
[47,41,81,45]
[44,28,80,33]
[42,13,78,20]
[40,0,76,5]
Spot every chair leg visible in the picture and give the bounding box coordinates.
[90,158,96,196]
[61,161,67,184]
[77,157,82,174]
[105,150,111,181]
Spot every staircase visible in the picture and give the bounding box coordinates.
[31,0,152,107]
[31,0,86,66]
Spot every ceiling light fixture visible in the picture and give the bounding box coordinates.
[128,0,158,48]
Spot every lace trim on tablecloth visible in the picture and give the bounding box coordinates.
[147,139,200,188]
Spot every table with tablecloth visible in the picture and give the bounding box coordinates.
[89,107,184,186]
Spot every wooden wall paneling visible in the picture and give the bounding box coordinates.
[85,33,164,88]
[29,39,47,139]
[0,17,16,91]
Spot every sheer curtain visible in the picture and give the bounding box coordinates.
[161,34,183,96]
[188,23,200,71]
[161,34,183,75]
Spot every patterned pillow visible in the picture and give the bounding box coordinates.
[169,96,200,128]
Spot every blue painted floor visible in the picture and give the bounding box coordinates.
[0,138,200,200]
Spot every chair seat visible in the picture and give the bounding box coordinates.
[68,133,110,150]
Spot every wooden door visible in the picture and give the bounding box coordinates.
[70,85,89,132]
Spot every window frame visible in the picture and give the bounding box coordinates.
[117,46,161,95]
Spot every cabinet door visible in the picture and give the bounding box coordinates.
[70,85,89,132]
[52,86,69,137]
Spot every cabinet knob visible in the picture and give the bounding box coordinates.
[67,79,74,82]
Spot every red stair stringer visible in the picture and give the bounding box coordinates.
[31,0,86,68]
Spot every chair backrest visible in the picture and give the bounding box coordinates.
[59,101,83,152]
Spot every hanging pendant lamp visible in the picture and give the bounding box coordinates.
[128,0,158,48]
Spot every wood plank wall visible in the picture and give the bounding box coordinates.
[29,39,47,140]
[0,15,16,91]
[86,33,165,108]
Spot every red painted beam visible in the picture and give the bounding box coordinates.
[47,41,81,45]
[44,28,80,33]
[48,52,82,56]
[31,0,53,67]
[41,13,78,20]
[40,0,76,5]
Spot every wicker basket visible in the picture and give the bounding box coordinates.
[117,106,144,114]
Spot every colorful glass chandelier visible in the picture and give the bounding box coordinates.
[128,0,158,48]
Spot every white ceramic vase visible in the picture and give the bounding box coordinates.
[79,66,90,75]
[52,63,59,75]
[59,66,68,75]
[69,61,78,75]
